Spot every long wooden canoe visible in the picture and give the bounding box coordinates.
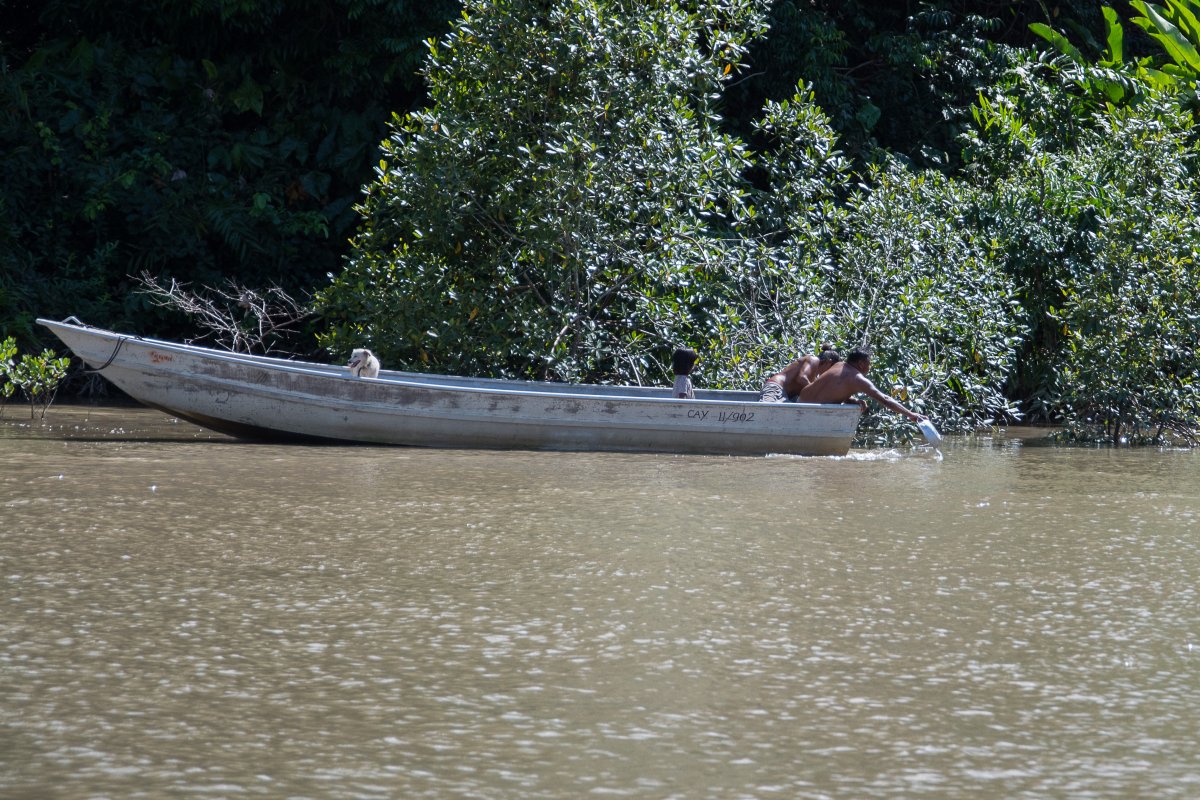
[39,318,862,456]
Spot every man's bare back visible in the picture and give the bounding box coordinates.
[759,346,843,402]
[799,350,926,422]
[799,360,870,404]
[766,354,822,399]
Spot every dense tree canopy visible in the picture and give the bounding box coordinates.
[1,0,455,345]
[318,0,773,382]
[4,0,1199,442]
[318,0,1028,434]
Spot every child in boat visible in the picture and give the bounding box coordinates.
[671,348,698,399]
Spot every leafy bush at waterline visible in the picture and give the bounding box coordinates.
[321,2,1200,445]
[723,97,1025,437]
[1,337,70,419]
[825,163,1025,438]
[318,0,1028,442]
[967,58,1200,444]
[317,0,772,384]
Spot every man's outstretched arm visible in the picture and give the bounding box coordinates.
[861,381,926,422]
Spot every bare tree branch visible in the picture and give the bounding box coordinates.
[133,272,314,355]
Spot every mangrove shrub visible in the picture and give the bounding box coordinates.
[317,0,772,382]
[967,55,1200,443]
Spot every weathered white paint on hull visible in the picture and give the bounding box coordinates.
[40,318,861,456]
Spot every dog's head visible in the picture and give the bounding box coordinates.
[347,348,376,377]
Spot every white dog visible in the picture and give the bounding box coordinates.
[347,348,380,378]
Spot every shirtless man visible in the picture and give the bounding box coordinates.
[758,345,842,403]
[799,347,927,422]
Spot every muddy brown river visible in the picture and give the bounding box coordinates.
[2,405,1198,798]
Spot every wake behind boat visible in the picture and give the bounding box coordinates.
[39,318,862,456]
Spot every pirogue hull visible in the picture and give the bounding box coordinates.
[39,318,861,456]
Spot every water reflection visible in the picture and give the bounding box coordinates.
[2,406,1199,798]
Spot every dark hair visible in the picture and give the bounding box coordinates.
[818,347,842,363]
[671,347,698,375]
[847,346,872,365]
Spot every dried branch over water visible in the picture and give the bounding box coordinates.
[134,272,313,355]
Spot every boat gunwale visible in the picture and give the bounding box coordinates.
[38,317,860,416]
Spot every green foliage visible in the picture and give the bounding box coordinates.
[8,0,1197,447]
[0,337,16,409]
[708,84,848,386]
[1028,2,1193,100]
[966,57,1200,443]
[0,337,70,419]
[1049,100,1200,444]
[0,0,457,349]
[727,99,1027,442]
[722,2,862,146]
[728,2,1035,171]
[323,0,1028,442]
[826,163,1024,441]
[318,0,772,382]
[1130,0,1200,76]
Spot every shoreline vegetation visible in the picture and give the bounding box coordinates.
[5,2,1199,446]
[0,337,70,420]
